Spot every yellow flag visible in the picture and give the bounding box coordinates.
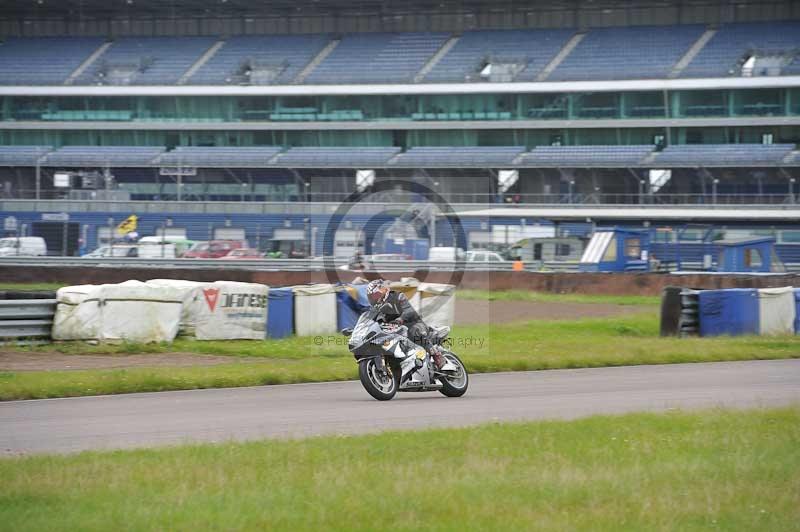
[116,214,138,236]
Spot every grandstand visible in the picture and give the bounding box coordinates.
[0,0,798,257]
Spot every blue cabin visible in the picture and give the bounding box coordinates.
[579,228,650,272]
[714,237,784,273]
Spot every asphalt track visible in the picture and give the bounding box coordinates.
[1,359,798,455]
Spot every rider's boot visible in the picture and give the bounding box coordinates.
[431,345,447,370]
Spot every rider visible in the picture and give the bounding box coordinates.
[366,279,447,369]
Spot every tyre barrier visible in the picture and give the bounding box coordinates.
[663,286,798,337]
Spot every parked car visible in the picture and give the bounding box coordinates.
[465,250,506,262]
[218,248,264,260]
[138,236,196,257]
[265,238,308,259]
[0,236,47,257]
[183,240,246,259]
[428,246,465,261]
[82,244,138,258]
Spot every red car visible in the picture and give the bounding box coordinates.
[217,248,264,260]
[183,240,247,259]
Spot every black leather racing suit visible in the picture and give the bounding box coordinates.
[377,290,431,353]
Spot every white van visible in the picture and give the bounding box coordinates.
[428,246,465,262]
[136,240,177,259]
[0,237,47,257]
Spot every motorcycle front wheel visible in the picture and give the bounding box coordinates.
[438,352,469,398]
[358,358,399,401]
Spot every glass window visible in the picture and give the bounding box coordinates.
[780,230,800,243]
[744,248,763,268]
[602,237,617,262]
[625,238,641,259]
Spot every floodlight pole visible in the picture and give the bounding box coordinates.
[35,160,40,200]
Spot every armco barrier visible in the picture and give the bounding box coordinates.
[0,299,56,343]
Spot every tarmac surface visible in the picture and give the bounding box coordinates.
[1,359,798,455]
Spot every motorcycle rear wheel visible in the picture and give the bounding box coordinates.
[438,352,469,398]
[358,358,399,401]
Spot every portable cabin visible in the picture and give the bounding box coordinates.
[579,228,649,272]
[510,236,585,263]
[714,237,784,273]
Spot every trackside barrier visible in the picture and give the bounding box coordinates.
[663,286,798,337]
[0,256,583,272]
[0,299,57,343]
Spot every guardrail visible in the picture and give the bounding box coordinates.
[0,256,584,272]
[0,299,56,343]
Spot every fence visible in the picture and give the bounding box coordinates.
[0,256,581,272]
[0,299,56,343]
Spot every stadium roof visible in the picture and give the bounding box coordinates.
[448,206,800,222]
[0,0,786,19]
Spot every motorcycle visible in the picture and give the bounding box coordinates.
[342,306,469,401]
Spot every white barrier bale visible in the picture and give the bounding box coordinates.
[53,281,183,343]
[193,281,268,340]
[293,284,337,336]
[418,282,456,328]
[146,279,211,336]
[52,284,100,341]
[758,286,796,335]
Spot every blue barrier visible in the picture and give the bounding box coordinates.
[336,284,369,331]
[267,287,294,339]
[698,288,759,337]
[795,289,800,334]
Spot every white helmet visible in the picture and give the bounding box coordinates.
[366,279,389,305]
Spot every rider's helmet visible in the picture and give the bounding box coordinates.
[366,279,390,305]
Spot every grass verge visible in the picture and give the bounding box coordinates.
[1,407,798,531]
[458,288,660,306]
[2,313,800,400]
[0,282,62,292]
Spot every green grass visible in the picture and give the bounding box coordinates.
[0,282,62,292]
[1,407,798,531]
[458,289,660,306]
[2,312,800,400]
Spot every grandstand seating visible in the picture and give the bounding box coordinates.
[156,147,283,167]
[3,23,800,86]
[0,146,53,166]
[305,32,449,84]
[274,147,401,166]
[391,146,525,166]
[424,29,574,82]
[681,21,800,78]
[3,145,799,169]
[548,25,704,81]
[73,37,215,85]
[188,34,329,85]
[651,144,795,166]
[42,146,164,166]
[518,145,656,167]
[0,37,104,85]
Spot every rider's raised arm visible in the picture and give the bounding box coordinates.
[397,292,421,323]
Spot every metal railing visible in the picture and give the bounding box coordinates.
[0,299,56,343]
[3,196,800,217]
[0,256,582,272]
